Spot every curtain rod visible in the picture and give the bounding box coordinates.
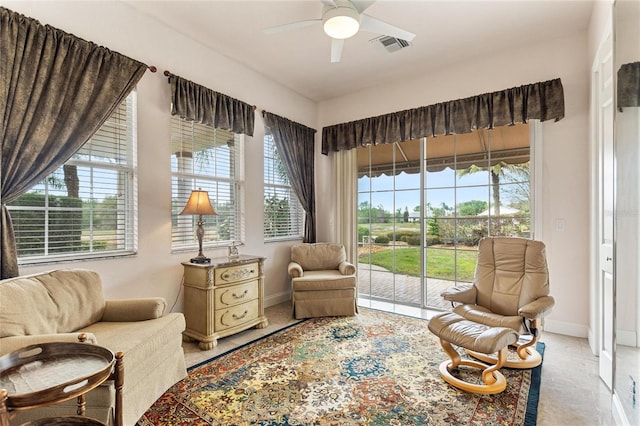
[147,65,157,73]
[163,69,256,111]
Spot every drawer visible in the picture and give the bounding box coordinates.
[215,300,259,331]
[215,281,258,308]
[214,262,259,285]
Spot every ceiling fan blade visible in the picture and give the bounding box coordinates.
[263,19,321,35]
[331,38,344,63]
[351,1,376,14]
[359,14,416,42]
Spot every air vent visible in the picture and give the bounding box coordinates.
[371,35,411,53]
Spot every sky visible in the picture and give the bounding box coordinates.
[358,168,496,213]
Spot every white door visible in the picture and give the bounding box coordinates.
[595,32,615,390]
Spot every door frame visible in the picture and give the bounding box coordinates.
[589,23,615,390]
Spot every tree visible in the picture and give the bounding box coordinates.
[403,206,409,223]
[457,200,488,216]
[358,201,391,224]
[264,194,291,237]
[457,161,529,216]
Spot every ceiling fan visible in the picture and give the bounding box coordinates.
[263,0,416,63]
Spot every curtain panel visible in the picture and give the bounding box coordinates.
[321,78,565,155]
[263,112,317,243]
[0,7,147,278]
[169,74,255,137]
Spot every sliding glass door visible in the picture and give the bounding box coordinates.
[357,124,532,310]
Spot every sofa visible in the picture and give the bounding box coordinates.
[0,269,187,425]
[288,243,358,319]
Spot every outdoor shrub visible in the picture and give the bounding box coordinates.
[358,226,370,242]
[375,235,389,244]
[405,235,422,246]
[426,235,441,245]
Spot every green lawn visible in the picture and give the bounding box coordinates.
[358,247,477,281]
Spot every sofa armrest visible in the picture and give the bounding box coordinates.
[518,296,555,319]
[338,261,356,275]
[101,298,166,322]
[441,284,477,304]
[0,333,98,356]
[288,261,304,278]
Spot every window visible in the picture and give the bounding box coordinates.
[357,123,533,310]
[7,93,137,263]
[171,117,244,250]
[263,133,304,240]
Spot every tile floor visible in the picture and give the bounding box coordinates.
[182,302,615,426]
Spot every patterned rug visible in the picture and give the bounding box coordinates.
[138,309,544,425]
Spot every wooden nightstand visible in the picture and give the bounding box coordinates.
[181,255,269,350]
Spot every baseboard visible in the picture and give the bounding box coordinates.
[265,290,290,308]
[588,327,598,355]
[612,392,630,426]
[544,318,589,338]
[616,329,638,347]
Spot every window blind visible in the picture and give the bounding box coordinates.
[7,93,137,261]
[171,117,243,249]
[263,133,304,240]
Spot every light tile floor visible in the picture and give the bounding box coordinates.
[183,302,615,425]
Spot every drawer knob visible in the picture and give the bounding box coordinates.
[233,310,248,320]
[233,290,248,299]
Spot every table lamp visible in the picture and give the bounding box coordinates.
[180,188,217,263]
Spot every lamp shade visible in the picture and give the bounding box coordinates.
[180,189,217,216]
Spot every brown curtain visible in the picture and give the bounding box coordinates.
[169,74,255,136]
[0,7,147,278]
[618,62,640,109]
[263,112,316,242]
[322,78,565,154]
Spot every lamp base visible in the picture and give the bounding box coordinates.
[190,256,211,264]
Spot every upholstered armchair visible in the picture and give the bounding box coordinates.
[288,243,358,319]
[441,236,554,368]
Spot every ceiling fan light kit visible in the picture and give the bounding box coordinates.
[323,5,360,39]
[263,0,415,63]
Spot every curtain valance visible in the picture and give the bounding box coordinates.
[321,78,565,155]
[169,74,255,137]
[618,62,640,108]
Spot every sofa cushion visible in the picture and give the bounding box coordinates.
[0,269,105,337]
[80,312,186,396]
[291,243,346,271]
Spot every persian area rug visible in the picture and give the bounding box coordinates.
[138,309,544,426]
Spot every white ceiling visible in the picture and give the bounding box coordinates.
[123,0,595,102]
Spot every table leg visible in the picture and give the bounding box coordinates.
[0,389,9,426]
[76,394,86,416]
[114,352,124,426]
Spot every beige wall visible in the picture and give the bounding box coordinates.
[4,1,317,311]
[317,32,591,337]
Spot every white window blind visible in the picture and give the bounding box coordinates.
[263,133,304,240]
[8,92,137,262]
[171,117,244,250]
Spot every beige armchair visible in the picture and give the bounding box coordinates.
[288,243,358,319]
[441,236,554,368]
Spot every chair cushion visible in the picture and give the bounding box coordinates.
[474,237,550,316]
[292,271,357,291]
[291,243,346,271]
[453,304,523,332]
